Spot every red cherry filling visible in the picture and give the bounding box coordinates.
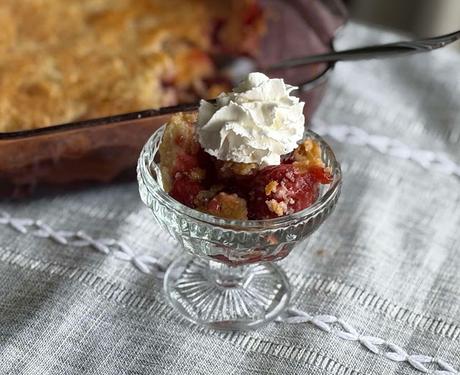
[247,165,332,219]
[170,175,203,207]
[173,153,200,174]
[169,151,206,207]
[168,153,331,219]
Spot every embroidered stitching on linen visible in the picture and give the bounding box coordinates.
[312,121,460,178]
[292,274,460,341]
[0,210,165,276]
[277,308,458,375]
[1,209,458,374]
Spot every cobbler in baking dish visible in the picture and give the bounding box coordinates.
[0,0,264,132]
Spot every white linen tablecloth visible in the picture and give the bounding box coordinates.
[1,23,459,374]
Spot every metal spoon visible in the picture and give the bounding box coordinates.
[269,29,460,70]
[226,29,460,91]
[123,30,460,116]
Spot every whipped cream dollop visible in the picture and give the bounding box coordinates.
[197,72,305,166]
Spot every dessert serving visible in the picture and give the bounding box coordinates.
[158,73,332,220]
[138,72,341,330]
[138,72,341,329]
[0,0,264,132]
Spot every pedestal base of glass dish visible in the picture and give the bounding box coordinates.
[164,254,291,330]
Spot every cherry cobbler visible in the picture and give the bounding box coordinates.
[0,0,264,132]
[157,73,332,220]
[158,112,331,220]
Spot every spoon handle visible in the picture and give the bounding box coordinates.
[269,30,460,69]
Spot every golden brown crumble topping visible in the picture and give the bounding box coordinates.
[264,180,279,196]
[188,168,206,182]
[158,112,200,192]
[0,0,264,132]
[202,192,248,220]
[266,199,288,217]
[216,160,259,178]
[263,139,325,217]
[264,181,293,217]
[194,184,224,207]
[293,139,325,169]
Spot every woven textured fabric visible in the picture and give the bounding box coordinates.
[1,23,460,375]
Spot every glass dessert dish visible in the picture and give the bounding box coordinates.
[137,125,341,330]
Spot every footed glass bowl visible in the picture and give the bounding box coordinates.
[137,125,341,330]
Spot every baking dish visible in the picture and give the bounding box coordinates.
[0,0,346,198]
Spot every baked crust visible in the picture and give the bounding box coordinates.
[0,0,264,132]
